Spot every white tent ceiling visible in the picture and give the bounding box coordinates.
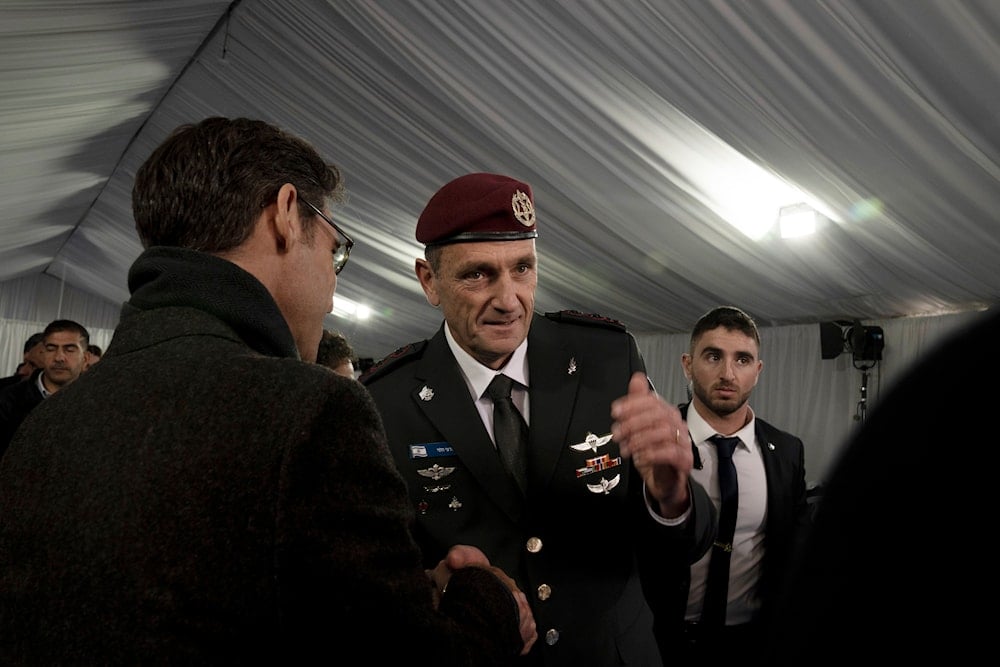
[2,0,998,361]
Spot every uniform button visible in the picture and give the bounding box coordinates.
[526,536,543,553]
[545,628,560,645]
[537,583,551,601]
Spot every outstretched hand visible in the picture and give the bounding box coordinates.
[611,371,693,518]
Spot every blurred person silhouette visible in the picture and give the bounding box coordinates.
[0,362,30,391]
[316,329,357,379]
[84,343,103,370]
[765,307,1000,665]
[361,172,714,666]
[652,306,810,665]
[0,118,535,666]
[0,320,89,458]
[0,332,45,390]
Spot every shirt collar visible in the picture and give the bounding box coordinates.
[687,402,756,450]
[36,371,51,399]
[444,323,529,400]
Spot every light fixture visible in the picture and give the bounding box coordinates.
[332,295,371,320]
[778,203,819,238]
[819,320,884,364]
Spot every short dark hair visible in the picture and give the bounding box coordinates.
[23,332,44,353]
[132,117,345,251]
[424,245,444,272]
[690,306,760,352]
[42,319,90,347]
[87,344,103,357]
[316,330,357,369]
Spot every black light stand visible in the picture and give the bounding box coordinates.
[854,366,873,424]
[851,332,880,425]
[820,319,884,425]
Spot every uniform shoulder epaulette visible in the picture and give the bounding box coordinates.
[544,309,628,332]
[358,340,428,384]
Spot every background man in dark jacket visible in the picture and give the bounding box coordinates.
[0,319,89,457]
[0,332,45,390]
[0,118,535,665]
[316,328,358,379]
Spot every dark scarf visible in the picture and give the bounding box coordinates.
[123,246,299,360]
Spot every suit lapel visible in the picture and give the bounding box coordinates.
[413,329,524,521]
[755,420,782,520]
[526,316,580,488]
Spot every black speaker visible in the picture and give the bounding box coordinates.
[849,325,884,361]
[819,322,845,359]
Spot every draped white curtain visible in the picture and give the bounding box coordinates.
[635,308,984,485]
[2,268,986,482]
[2,266,984,483]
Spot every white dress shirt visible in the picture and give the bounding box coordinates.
[685,404,767,625]
[35,372,52,399]
[444,323,530,445]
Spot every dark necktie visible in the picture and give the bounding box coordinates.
[486,374,528,494]
[701,434,741,627]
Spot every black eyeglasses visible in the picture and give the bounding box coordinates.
[298,197,354,275]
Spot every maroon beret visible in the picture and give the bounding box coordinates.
[416,172,538,246]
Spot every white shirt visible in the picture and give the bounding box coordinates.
[444,324,529,444]
[685,404,768,625]
[442,324,672,522]
[35,372,52,399]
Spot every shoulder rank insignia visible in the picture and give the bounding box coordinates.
[359,340,429,384]
[544,309,627,331]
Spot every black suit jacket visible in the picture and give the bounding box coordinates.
[363,311,715,666]
[0,368,44,459]
[0,373,25,392]
[649,403,809,653]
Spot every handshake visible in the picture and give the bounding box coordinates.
[428,544,538,657]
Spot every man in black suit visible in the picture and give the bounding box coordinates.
[0,118,535,665]
[361,172,715,666]
[655,306,810,665]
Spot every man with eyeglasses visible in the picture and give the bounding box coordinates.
[0,118,535,665]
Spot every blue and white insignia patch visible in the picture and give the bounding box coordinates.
[409,442,455,459]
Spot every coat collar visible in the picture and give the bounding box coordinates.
[123,246,299,359]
